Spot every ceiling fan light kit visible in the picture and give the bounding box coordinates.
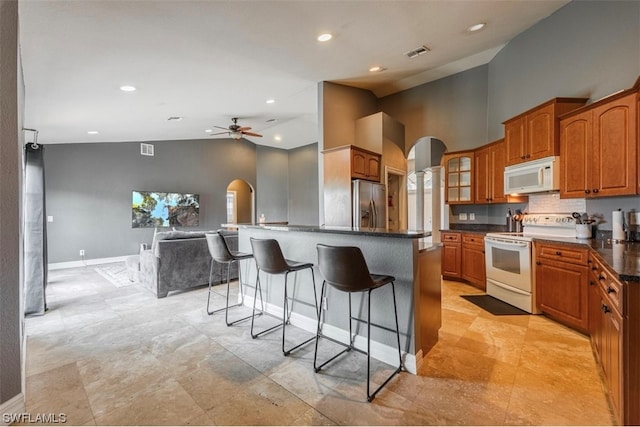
[210,117,263,140]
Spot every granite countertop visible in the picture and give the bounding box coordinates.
[238,224,432,239]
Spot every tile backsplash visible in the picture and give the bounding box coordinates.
[527,193,586,214]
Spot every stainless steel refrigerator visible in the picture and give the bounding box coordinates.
[352,180,387,229]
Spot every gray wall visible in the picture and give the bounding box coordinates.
[379,65,489,152]
[0,0,23,405]
[45,139,257,263]
[288,143,319,225]
[487,0,640,140]
[256,145,289,222]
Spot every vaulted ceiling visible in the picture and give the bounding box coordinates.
[19,0,569,149]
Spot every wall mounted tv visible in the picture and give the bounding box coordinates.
[132,191,200,228]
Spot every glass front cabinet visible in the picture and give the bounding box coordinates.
[443,152,474,204]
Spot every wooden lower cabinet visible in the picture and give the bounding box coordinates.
[461,234,485,290]
[535,258,589,333]
[441,232,461,279]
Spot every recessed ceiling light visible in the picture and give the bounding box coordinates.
[119,85,137,92]
[266,99,275,104]
[369,66,386,73]
[317,33,332,42]
[167,116,183,121]
[87,131,99,135]
[205,129,213,133]
[274,135,282,141]
[467,23,486,32]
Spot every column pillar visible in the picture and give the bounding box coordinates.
[415,170,424,231]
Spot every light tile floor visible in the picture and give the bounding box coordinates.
[22,265,616,425]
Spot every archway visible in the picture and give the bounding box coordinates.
[226,179,255,224]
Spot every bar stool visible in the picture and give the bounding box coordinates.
[314,244,402,402]
[249,237,318,356]
[205,231,256,326]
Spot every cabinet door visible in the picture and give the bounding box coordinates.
[602,302,623,421]
[591,94,637,197]
[589,277,603,354]
[444,154,474,204]
[351,149,368,179]
[505,116,526,165]
[527,103,555,161]
[536,259,589,333]
[490,141,507,203]
[366,154,381,182]
[474,147,490,203]
[441,243,462,278]
[461,246,486,290]
[560,110,591,198]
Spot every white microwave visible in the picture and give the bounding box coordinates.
[504,156,560,195]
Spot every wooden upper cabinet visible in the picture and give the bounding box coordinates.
[504,98,588,166]
[560,91,637,198]
[443,152,474,204]
[350,146,381,182]
[474,140,507,204]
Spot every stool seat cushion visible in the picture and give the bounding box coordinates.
[285,260,314,272]
[369,274,395,290]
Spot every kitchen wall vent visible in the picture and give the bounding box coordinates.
[404,45,430,59]
[140,143,154,156]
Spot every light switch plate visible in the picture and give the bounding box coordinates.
[459,213,467,221]
[469,213,475,221]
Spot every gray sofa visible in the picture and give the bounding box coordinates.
[139,230,239,298]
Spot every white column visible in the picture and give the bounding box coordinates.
[430,166,442,243]
[415,170,425,231]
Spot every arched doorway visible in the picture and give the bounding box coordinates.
[226,179,254,224]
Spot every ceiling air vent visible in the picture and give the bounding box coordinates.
[404,45,431,59]
[140,143,154,156]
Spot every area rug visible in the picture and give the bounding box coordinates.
[460,294,528,316]
[95,262,134,288]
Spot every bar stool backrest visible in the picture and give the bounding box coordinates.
[317,244,374,293]
[205,232,233,264]
[250,238,289,274]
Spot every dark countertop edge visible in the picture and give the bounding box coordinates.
[237,224,432,239]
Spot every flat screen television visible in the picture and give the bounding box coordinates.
[132,191,200,228]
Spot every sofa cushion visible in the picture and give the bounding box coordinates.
[151,230,207,254]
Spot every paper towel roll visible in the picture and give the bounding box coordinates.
[612,210,625,241]
[613,241,624,271]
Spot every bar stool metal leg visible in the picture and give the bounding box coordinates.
[251,268,278,338]
[207,259,257,326]
[282,269,318,356]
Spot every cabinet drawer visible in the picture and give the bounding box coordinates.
[589,256,624,313]
[535,243,589,265]
[442,232,461,243]
[462,233,484,247]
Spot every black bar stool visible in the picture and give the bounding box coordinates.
[314,244,402,402]
[249,237,318,356]
[205,231,256,326]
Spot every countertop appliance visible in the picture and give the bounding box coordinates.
[484,213,577,313]
[352,179,386,229]
[504,156,560,195]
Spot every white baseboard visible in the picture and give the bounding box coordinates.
[242,294,417,374]
[0,393,25,426]
[48,255,130,270]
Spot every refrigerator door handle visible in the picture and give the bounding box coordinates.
[371,199,377,228]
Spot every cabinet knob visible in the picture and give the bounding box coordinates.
[599,275,605,281]
[593,188,599,194]
[607,286,616,294]
[521,155,526,160]
[589,280,595,286]
[470,238,475,242]
[555,251,562,256]
[526,154,531,159]
[591,266,598,271]
[601,303,611,314]
[536,261,541,266]
[584,189,591,194]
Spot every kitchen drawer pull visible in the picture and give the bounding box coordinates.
[598,275,605,281]
[601,303,611,314]
[591,266,598,271]
[607,286,617,295]
[584,189,591,194]
[555,251,562,256]
[593,188,599,194]
[589,280,595,286]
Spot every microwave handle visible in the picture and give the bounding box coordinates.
[539,167,544,186]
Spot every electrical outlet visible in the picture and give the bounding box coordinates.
[459,213,467,221]
[322,297,328,310]
[47,216,54,223]
[469,213,476,221]
[79,249,85,257]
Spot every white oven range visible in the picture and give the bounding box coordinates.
[484,214,577,314]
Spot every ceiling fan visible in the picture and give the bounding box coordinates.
[210,117,263,140]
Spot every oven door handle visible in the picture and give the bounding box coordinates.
[485,237,530,248]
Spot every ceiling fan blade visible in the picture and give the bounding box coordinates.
[210,131,229,136]
[238,126,252,131]
[213,126,230,131]
[242,131,263,137]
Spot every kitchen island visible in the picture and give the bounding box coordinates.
[236,224,441,374]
